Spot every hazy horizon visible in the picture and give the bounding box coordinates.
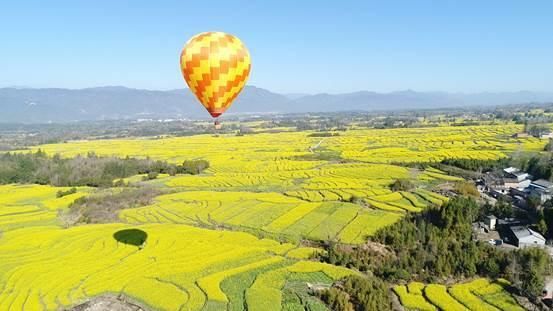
[2,84,553,96]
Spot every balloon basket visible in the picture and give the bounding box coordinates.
[214,119,222,130]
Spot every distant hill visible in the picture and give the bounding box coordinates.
[290,90,553,112]
[1,86,552,123]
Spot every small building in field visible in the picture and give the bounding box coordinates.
[512,133,530,138]
[540,132,553,139]
[485,215,497,231]
[510,226,546,248]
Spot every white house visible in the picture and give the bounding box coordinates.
[485,215,497,231]
[501,167,531,190]
[529,179,553,203]
[510,226,546,248]
[503,178,531,190]
[510,171,530,182]
[539,132,553,139]
[530,179,553,191]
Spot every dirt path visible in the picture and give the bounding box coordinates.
[309,138,327,152]
[69,295,148,311]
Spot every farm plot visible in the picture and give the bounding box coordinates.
[395,279,524,311]
[0,184,88,231]
[329,125,545,164]
[0,124,540,310]
[120,191,404,244]
[21,125,510,249]
[0,222,354,311]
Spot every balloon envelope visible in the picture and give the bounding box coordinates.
[180,32,251,118]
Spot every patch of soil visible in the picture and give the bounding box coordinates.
[68,295,148,311]
[512,293,548,311]
[361,241,393,257]
[64,186,169,225]
[389,288,405,311]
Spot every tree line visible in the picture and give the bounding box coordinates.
[440,158,510,172]
[0,150,209,187]
[537,199,553,240]
[316,275,391,311]
[395,154,553,182]
[442,154,553,181]
[317,196,552,307]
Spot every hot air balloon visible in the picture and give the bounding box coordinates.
[180,32,251,127]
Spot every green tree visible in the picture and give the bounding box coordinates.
[318,275,391,311]
[528,193,542,210]
[514,248,551,298]
[390,179,414,191]
[454,181,479,197]
[542,204,553,238]
[537,211,548,236]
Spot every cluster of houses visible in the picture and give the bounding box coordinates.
[513,131,553,140]
[477,215,547,248]
[475,167,553,249]
[478,167,553,205]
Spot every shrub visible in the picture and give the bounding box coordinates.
[390,179,414,191]
[56,187,77,198]
[454,181,479,197]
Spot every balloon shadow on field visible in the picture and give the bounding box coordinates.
[113,229,148,248]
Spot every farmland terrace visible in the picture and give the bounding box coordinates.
[0,123,545,310]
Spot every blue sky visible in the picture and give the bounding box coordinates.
[1,0,551,93]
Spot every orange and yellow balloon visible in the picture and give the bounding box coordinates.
[180,32,251,118]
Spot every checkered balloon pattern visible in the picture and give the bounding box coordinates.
[180,32,251,118]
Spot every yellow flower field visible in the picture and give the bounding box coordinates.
[395,279,524,311]
[22,125,536,246]
[0,184,89,231]
[0,220,352,310]
[0,123,545,309]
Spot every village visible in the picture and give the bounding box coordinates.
[474,166,552,250]
[470,162,553,299]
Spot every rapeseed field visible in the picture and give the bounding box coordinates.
[394,279,524,311]
[0,124,538,309]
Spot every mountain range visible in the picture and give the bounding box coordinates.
[1,86,553,123]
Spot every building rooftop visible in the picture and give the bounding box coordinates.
[510,226,546,242]
[498,218,521,226]
[503,178,520,184]
[503,167,518,174]
[531,179,553,189]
